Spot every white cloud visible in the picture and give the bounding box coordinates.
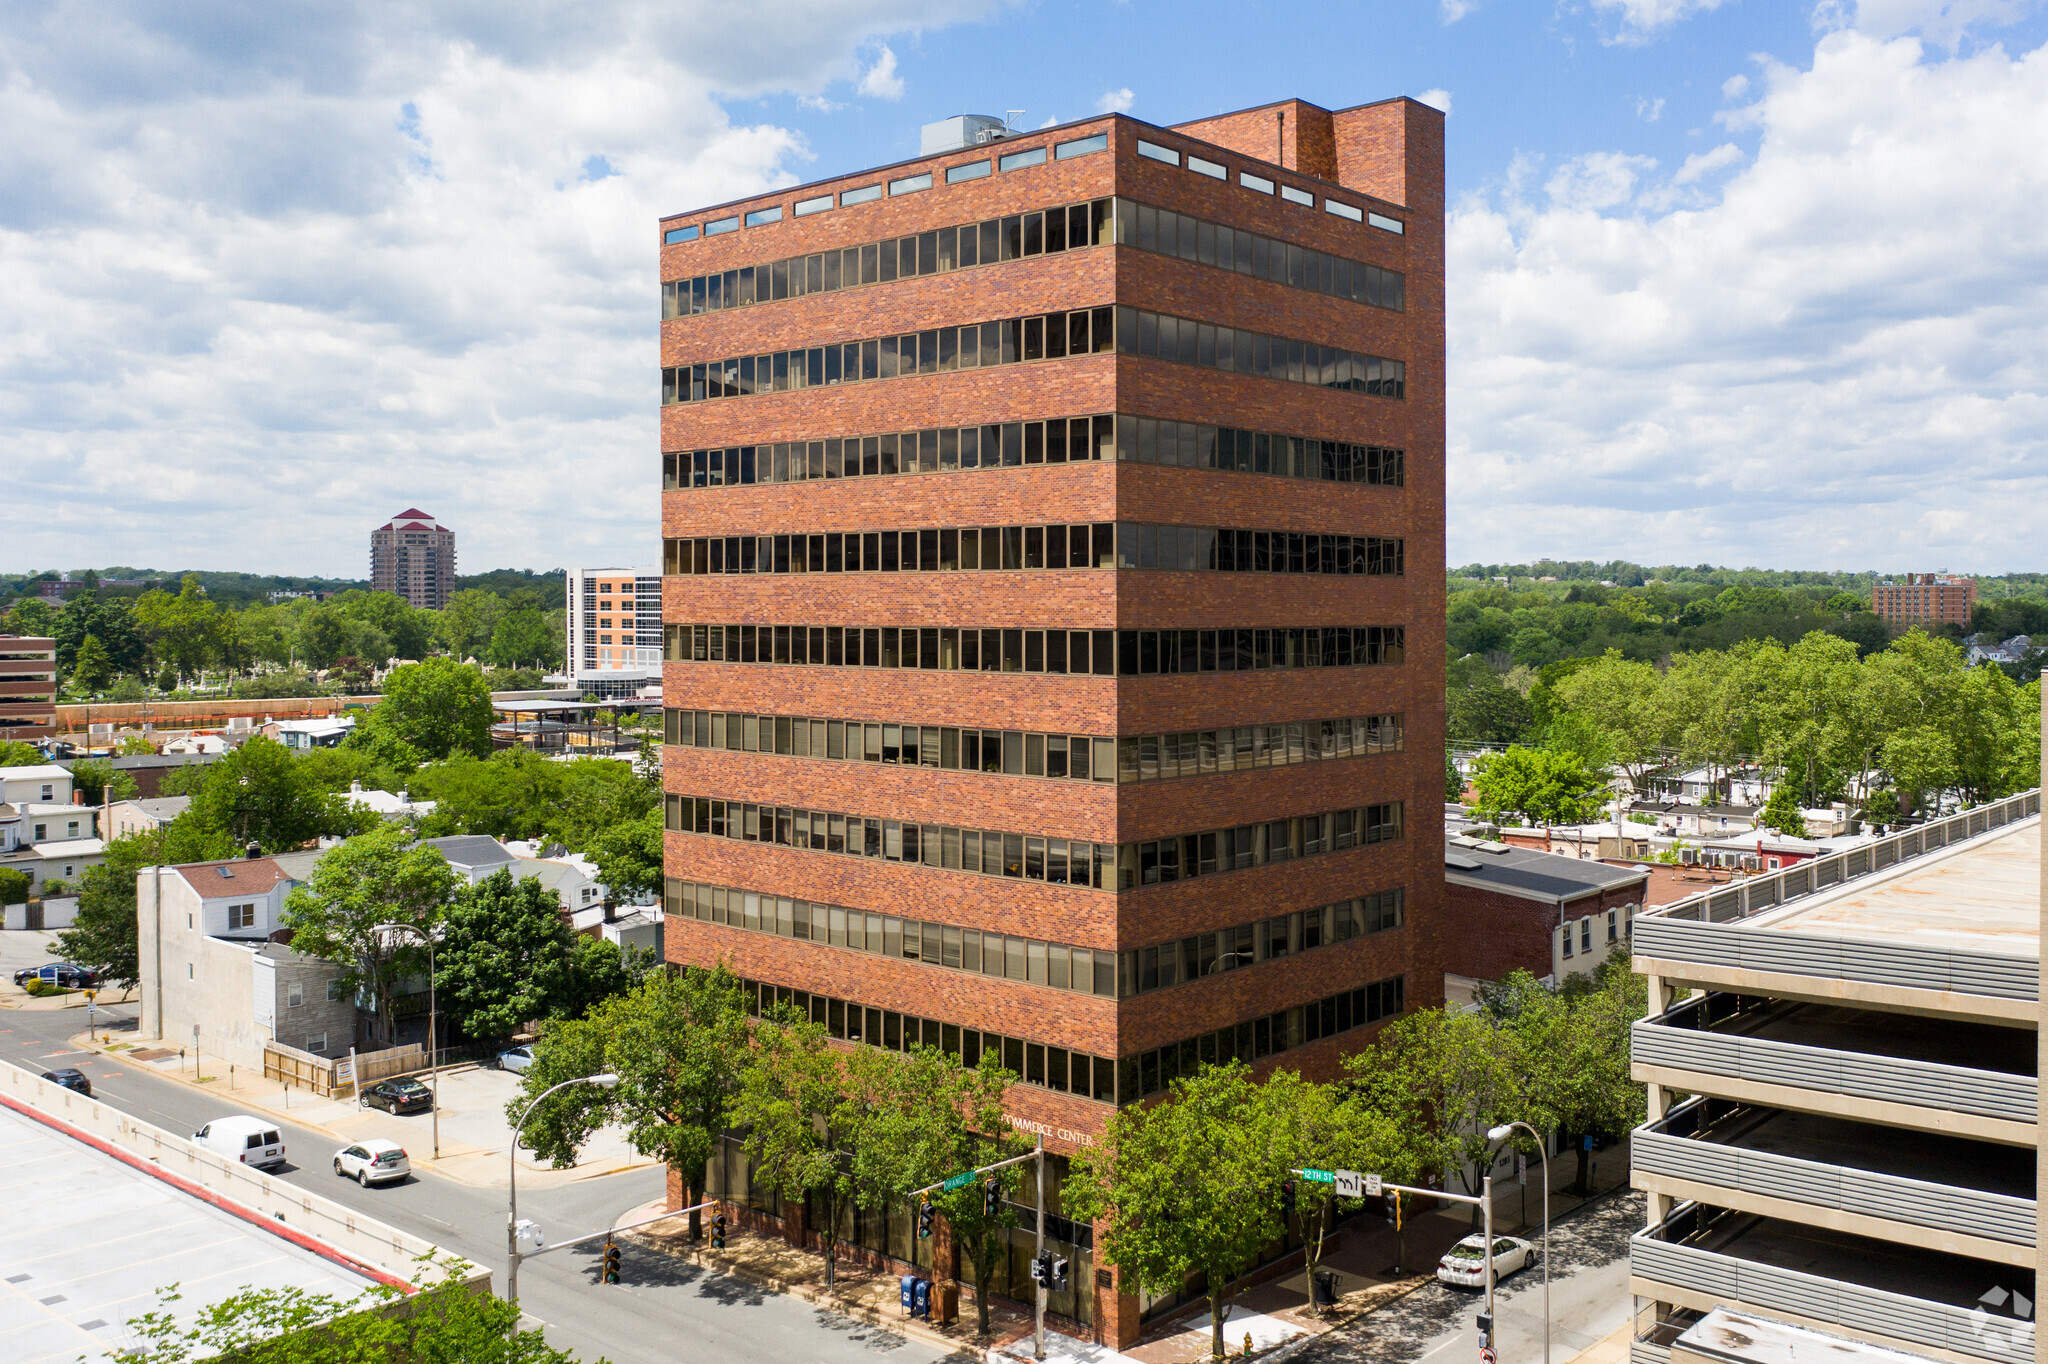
[1833,0,2033,51]
[1440,0,1477,23]
[1590,0,1730,43]
[1722,73,1751,97]
[857,45,904,99]
[1095,87,1135,115]
[1417,88,1454,114]
[1448,29,2048,572]
[0,2,991,576]
[1636,95,1667,120]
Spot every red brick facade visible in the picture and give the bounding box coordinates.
[1441,877,1646,984]
[658,98,1444,1347]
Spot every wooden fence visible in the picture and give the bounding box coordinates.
[262,1041,424,1098]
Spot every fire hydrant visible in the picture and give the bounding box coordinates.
[1244,1332,1254,1357]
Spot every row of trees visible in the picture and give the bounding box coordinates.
[1454,630,2042,825]
[1,576,564,696]
[511,956,1642,1355]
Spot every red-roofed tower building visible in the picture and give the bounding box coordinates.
[371,509,457,610]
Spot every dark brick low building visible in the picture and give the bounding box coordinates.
[1441,837,1647,1006]
[657,95,1445,1347]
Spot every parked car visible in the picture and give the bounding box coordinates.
[332,1138,411,1186]
[362,1078,434,1115]
[41,1068,91,1096]
[496,1045,536,1075]
[1436,1234,1535,1289]
[192,1115,286,1169]
[13,963,96,989]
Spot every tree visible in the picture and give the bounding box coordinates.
[514,965,754,1246]
[72,634,116,692]
[68,757,139,806]
[0,739,45,767]
[923,1051,1028,1337]
[55,594,146,679]
[1467,746,1608,828]
[1066,1061,1280,1361]
[4,595,56,637]
[436,589,507,661]
[411,751,566,841]
[0,868,28,907]
[1446,655,1535,745]
[549,934,652,1022]
[186,735,367,852]
[333,590,435,663]
[545,758,659,851]
[731,1007,863,1285]
[61,824,235,991]
[282,825,460,1047]
[1758,782,1808,838]
[1548,650,1671,792]
[1350,1008,1523,1228]
[1750,632,1862,806]
[487,591,559,670]
[1260,1069,1408,1310]
[107,1258,598,1363]
[582,808,661,903]
[131,576,226,685]
[367,658,494,760]
[1483,962,1644,1195]
[435,870,574,1044]
[1445,753,1465,803]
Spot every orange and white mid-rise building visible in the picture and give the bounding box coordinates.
[1871,572,1975,627]
[567,566,661,697]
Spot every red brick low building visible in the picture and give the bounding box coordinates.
[1441,838,1647,1005]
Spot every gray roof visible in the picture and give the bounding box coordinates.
[126,796,192,820]
[1445,839,1646,903]
[421,835,515,868]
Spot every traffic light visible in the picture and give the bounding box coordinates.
[1476,1313,1493,1344]
[1050,1255,1070,1291]
[917,1198,934,1239]
[1280,1178,1297,1217]
[711,1210,727,1250]
[602,1239,621,1284]
[1029,1251,1048,1286]
[984,1179,1002,1218]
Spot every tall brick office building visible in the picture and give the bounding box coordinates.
[657,97,1444,1346]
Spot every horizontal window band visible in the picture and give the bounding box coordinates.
[659,624,1407,674]
[661,417,1402,489]
[661,793,1403,890]
[667,878,1401,1004]
[662,198,1115,318]
[1110,196,1403,312]
[661,709,1404,784]
[1116,306,1404,397]
[660,525,1402,577]
[1122,975,1406,1105]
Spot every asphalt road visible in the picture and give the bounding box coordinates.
[0,987,959,1364]
[1290,1190,1642,1364]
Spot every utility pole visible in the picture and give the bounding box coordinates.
[1034,1132,1046,1362]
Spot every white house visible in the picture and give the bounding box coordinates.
[0,764,75,806]
[264,717,356,750]
[106,796,192,840]
[342,781,435,823]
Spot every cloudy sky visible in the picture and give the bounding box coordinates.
[2,0,2043,578]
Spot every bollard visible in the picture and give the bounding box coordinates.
[229,1064,234,1090]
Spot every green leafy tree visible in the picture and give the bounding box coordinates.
[0,868,29,907]
[333,589,435,662]
[282,825,460,1047]
[731,1007,863,1285]
[186,736,368,852]
[1547,650,1671,792]
[0,739,46,767]
[72,633,116,692]
[551,934,652,1021]
[296,603,357,670]
[582,807,661,903]
[1483,961,1644,1195]
[1750,631,1862,806]
[545,758,659,851]
[108,1258,597,1363]
[67,757,139,806]
[131,576,226,685]
[55,595,147,678]
[436,589,507,661]
[1261,1069,1408,1308]
[1758,782,1808,838]
[366,658,494,760]
[1350,1008,1523,1228]
[1446,655,1535,745]
[410,751,566,841]
[1066,1061,1280,1361]
[487,591,558,670]
[4,595,56,637]
[1445,753,1465,802]
[435,869,574,1044]
[514,965,753,1244]
[1467,745,1609,829]
[923,1050,1027,1337]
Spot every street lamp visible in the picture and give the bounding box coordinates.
[374,922,439,1160]
[507,1072,619,1304]
[1488,1122,1551,1364]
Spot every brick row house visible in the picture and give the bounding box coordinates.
[657,97,1445,1348]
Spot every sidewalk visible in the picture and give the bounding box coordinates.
[73,1029,656,1191]
[620,1197,1041,1361]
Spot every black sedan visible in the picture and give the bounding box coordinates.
[14,963,96,989]
[362,1078,434,1114]
[42,1068,91,1096]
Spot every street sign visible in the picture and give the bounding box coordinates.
[1365,1173,1382,1197]
[1296,1168,1335,1184]
[1334,1170,1363,1198]
[941,1170,980,1192]
[1516,1154,1527,1186]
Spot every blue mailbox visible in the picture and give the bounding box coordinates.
[912,1278,932,1320]
[900,1274,917,1315]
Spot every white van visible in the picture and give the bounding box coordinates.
[192,1115,287,1170]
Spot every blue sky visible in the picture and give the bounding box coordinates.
[2,0,2044,578]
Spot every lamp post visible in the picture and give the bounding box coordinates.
[373,922,438,1160]
[507,1072,619,1305]
[1488,1122,1551,1364]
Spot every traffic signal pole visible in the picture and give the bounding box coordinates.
[1034,1133,1046,1363]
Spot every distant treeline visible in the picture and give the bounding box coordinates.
[1,566,566,611]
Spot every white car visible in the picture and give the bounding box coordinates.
[497,1045,536,1074]
[333,1138,411,1186]
[192,1115,286,1170]
[1436,1234,1535,1289]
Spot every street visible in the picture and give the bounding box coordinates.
[0,952,959,1364]
[1289,1191,1641,1364]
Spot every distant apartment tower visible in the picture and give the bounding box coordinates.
[0,636,57,742]
[567,567,661,697]
[1627,790,2041,1364]
[370,510,456,610]
[1871,572,1974,628]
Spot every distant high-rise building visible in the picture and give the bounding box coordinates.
[371,510,456,610]
[567,566,661,697]
[1871,572,1975,628]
